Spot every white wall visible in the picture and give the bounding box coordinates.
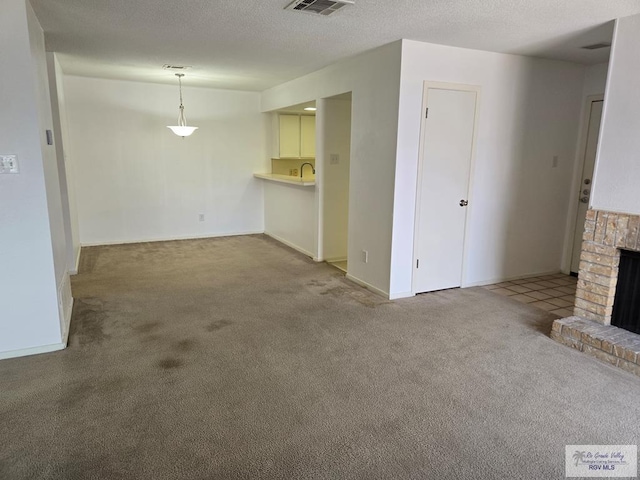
[29,5,72,339]
[0,0,65,357]
[591,14,640,215]
[64,76,269,245]
[322,97,351,262]
[262,42,402,295]
[390,40,586,297]
[264,183,317,257]
[47,53,81,274]
[582,63,609,97]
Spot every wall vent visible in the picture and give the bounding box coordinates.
[581,43,611,50]
[162,64,192,71]
[285,0,354,16]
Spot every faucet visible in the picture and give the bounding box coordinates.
[300,162,315,178]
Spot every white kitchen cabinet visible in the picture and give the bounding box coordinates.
[300,115,316,158]
[278,114,315,158]
[279,115,301,158]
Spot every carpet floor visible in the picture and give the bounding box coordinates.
[1,234,639,479]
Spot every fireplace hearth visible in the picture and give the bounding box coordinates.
[552,209,640,377]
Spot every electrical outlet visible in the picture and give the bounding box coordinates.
[199,214,205,222]
[292,169,298,176]
[0,155,19,174]
[361,250,368,263]
[330,154,340,165]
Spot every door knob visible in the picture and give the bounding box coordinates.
[459,200,469,207]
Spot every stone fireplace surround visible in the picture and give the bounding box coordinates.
[551,209,640,377]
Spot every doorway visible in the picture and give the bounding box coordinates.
[322,93,352,273]
[570,96,604,274]
[413,82,480,294]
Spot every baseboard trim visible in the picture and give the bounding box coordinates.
[62,298,73,346]
[462,269,562,288]
[264,232,314,259]
[325,256,347,263]
[70,246,81,275]
[80,230,265,247]
[345,273,389,299]
[0,342,66,361]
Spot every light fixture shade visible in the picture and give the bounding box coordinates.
[167,126,198,137]
[167,73,198,137]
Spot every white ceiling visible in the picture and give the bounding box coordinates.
[30,0,640,91]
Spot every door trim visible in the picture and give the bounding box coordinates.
[411,81,481,295]
[561,94,604,274]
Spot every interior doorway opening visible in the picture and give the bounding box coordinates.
[322,92,352,274]
[570,96,604,274]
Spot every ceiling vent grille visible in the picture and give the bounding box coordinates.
[581,43,611,50]
[162,64,192,71]
[285,0,354,16]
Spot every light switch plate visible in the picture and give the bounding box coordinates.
[0,155,19,174]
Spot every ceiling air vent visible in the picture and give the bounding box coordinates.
[581,43,611,50]
[285,0,354,16]
[162,64,192,71]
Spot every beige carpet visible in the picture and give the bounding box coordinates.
[1,234,639,479]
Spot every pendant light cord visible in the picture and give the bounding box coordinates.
[176,74,186,127]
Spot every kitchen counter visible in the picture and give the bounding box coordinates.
[254,173,315,187]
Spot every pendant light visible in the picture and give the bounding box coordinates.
[167,73,198,137]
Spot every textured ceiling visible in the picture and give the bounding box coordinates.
[30,0,640,91]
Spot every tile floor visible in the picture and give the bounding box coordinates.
[482,273,577,318]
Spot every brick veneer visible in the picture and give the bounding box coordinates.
[551,317,640,377]
[575,209,640,324]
